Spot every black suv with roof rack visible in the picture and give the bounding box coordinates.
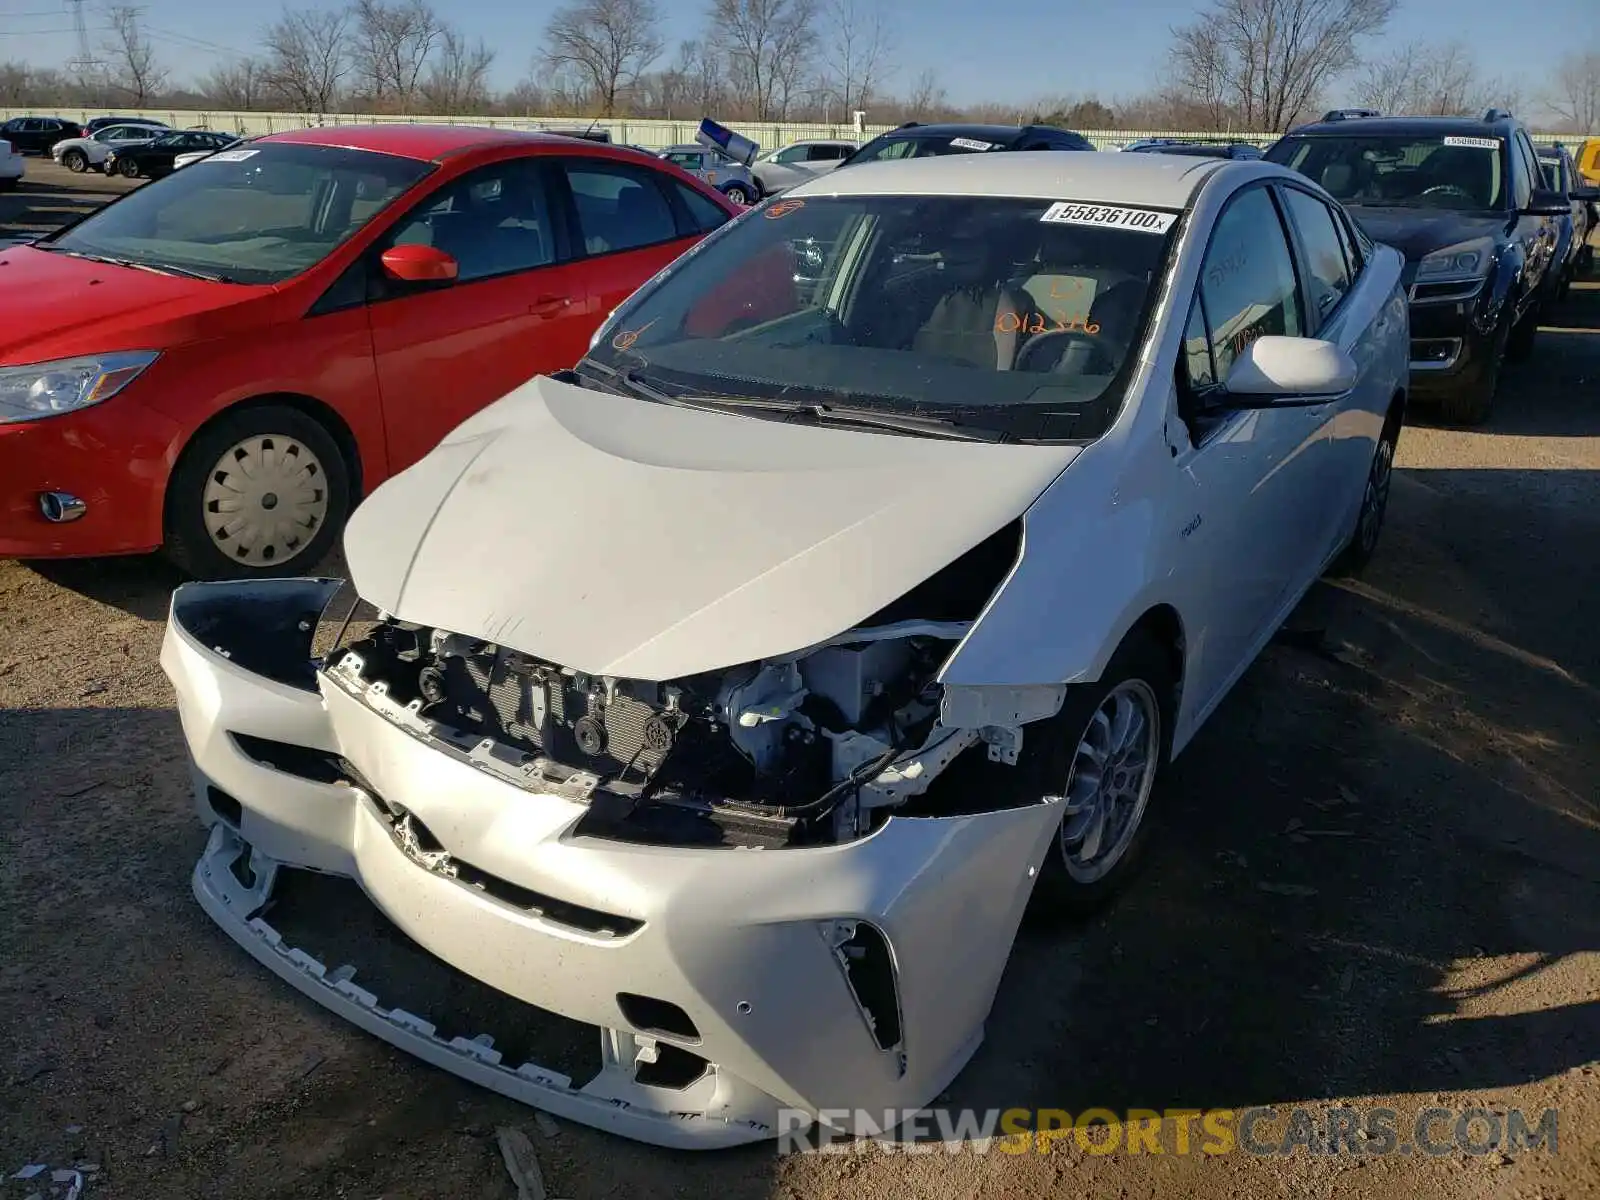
[1265,108,1567,424]
[836,122,1094,169]
[1121,137,1262,160]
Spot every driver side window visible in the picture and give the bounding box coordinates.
[1187,185,1305,388]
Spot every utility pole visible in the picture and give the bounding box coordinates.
[67,0,104,73]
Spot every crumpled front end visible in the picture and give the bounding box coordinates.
[160,574,1066,1149]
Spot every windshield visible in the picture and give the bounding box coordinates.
[584,193,1177,441]
[847,132,1011,165]
[46,141,434,284]
[1266,133,1506,210]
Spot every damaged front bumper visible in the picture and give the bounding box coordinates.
[160,579,1063,1150]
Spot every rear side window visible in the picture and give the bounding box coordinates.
[563,159,679,255]
[1281,187,1352,321]
[1196,186,1305,380]
[671,180,731,234]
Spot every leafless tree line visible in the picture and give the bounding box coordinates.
[2,0,1595,134]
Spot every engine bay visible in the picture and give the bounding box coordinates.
[327,616,989,848]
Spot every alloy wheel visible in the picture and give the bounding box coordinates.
[1058,679,1161,884]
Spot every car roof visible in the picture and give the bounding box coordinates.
[257,123,587,161]
[1285,114,1519,138]
[787,148,1235,206]
[875,123,1027,142]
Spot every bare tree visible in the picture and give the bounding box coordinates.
[709,0,818,121]
[1169,0,1398,132]
[1354,39,1503,116]
[200,58,267,110]
[673,37,724,114]
[104,6,167,106]
[542,0,664,116]
[262,7,350,113]
[420,29,495,114]
[1546,46,1600,133]
[823,0,892,118]
[903,66,945,119]
[351,0,445,112]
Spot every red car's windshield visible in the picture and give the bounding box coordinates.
[46,142,433,284]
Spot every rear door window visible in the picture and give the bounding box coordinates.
[561,159,680,255]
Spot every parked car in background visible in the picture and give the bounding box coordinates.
[1121,138,1263,160]
[0,125,739,577]
[1265,109,1565,425]
[172,135,248,170]
[158,150,1407,1149]
[838,122,1095,169]
[0,116,84,154]
[0,138,23,191]
[658,144,759,204]
[84,116,169,135]
[1536,143,1597,294]
[104,129,238,178]
[751,138,857,195]
[51,123,164,173]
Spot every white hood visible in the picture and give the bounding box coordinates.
[344,375,1078,680]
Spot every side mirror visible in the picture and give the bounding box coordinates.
[1221,336,1357,405]
[380,243,458,284]
[1525,188,1572,216]
[1572,186,1600,202]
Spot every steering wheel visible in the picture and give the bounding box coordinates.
[1013,328,1108,374]
[1421,184,1474,202]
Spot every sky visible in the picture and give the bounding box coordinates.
[1,0,1589,115]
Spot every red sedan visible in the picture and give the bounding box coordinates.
[0,125,739,577]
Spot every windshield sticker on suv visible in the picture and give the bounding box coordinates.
[949,137,997,151]
[1040,202,1176,233]
[202,148,258,162]
[1443,136,1499,150]
[764,198,806,219]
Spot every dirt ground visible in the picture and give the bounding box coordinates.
[2,162,1597,1200]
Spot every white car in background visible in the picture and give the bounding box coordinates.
[162,152,1408,1149]
[751,138,857,195]
[50,123,161,173]
[0,138,22,190]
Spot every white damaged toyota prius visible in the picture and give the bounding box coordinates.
[161,151,1408,1147]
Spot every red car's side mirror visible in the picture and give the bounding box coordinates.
[380,244,459,284]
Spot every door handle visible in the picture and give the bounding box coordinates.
[529,294,573,316]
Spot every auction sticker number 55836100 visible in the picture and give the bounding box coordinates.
[1040,202,1176,233]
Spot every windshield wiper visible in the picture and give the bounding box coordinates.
[32,244,234,282]
[676,394,1013,442]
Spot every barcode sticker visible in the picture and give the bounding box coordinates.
[1442,136,1499,150]
[949,137,996,151]
[1040,201,1176,233]
[203,148,258,162]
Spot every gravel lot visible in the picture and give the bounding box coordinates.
[3,160,1597,1200]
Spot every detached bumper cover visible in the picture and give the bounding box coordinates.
[160,579,1063,1149]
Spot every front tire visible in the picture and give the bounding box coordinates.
[61,149,87,173]
[163,405,351,580]
[1027,631,1175,919]
[722,183,753,205]
[1329,410,1398,577]
[1438,317,1508,426]
[1506,297,1540,362]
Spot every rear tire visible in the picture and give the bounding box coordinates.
[1026,631,1175,920]
[722,183,752,205]
[117,157,141,179]
[61,149,87,173]
[163,404,351,580]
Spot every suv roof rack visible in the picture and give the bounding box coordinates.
[1322,108,1381,122]
[895,121,921,130]
[1482,107,1513,122]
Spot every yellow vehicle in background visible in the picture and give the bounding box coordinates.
[1577,138,1600,187]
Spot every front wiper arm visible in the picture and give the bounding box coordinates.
[799,402,1012,442]
[33,245,233,282]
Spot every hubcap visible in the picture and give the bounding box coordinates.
[1058,679,1160,884]
[1359,436,1394,552]
[201,434,328,566]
